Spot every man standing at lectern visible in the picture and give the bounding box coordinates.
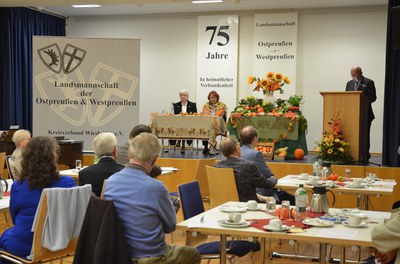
[345,66,377,164]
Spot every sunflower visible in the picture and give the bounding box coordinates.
[284,76,291,84]
[248,75,255,84]
[261,79,269,87]
[275,73,283,81]
[266,72,275,79]
[327,149,333,154]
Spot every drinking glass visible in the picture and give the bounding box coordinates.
[266,197,276,217]
[75,160,82,170]
[280,200,290,220]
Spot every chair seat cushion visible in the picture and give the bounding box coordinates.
[196,240,260,257]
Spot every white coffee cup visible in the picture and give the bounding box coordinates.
[270,219,283,230]
[347,215,362,225]
[300,173,309,180]
[228,213,241,223]
[352,178,363,187]
[247,200,258,210]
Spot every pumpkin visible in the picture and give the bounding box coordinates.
[294,148,305,160]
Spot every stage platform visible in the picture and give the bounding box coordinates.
[159,146,383,167]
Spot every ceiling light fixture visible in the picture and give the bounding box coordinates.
[192,0,223,4]
[72,4,101,8]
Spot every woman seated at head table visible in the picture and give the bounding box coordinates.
[0,136,76,258]
[201,90,227,155]
[169,89,198,154]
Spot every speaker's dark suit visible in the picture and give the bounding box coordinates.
[213,157,276,202]
[79,157,124,197]
[346,76,377,162]
[173,100,197,115]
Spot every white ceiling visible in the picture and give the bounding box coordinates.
[0,0,388,17]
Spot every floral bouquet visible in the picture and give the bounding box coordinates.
[314,112,353,164]
[248,71,290,95]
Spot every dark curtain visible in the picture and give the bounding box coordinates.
[382,0,400,167]
[0,7,65,132]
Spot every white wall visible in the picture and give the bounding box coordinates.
[67,7,387,153]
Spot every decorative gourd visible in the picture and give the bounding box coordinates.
[294,148,305,160]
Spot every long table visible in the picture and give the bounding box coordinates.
[276,175,396,210]
[152,115,226,148]
[176,201,390,264]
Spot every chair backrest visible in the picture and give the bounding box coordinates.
[194,157,216,201]
[0,153,5,178]
[206,165,239,208]
[4,155,14,181]
[100,179,107,199]
[31,186,91,261]
[178,181,205,220]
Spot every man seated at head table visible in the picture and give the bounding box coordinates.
[104,133,201,264]
[240,125,295,205]
[9,129,31,180]
[213,136,276,202]
[117,124,180,213]
[79,132,124,197]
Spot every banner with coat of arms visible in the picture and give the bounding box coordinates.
[33,36,140,150]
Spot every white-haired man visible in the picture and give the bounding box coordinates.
[79,132,124,197]
[9,129,31,180]
[104,133,200,263]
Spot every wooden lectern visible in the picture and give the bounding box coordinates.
[320,91,369,162]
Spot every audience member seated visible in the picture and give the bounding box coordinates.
[117,124,162,177]
[79,132,124,197]
[201,90,227,155]
[0,136,76,258]
[213,136,276,202]
[104,133,201,263]
[116,124,179,212]
[370,212,400,264]
[239,126,295,205]
[8,129,31,180]
[170,89,197,154]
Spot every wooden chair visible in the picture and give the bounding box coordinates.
[5,155,15,181]
[100,179,107,199]
[0,186,91,263]
[0,153,5,179]
[194,157,216,202]
[178,181,258,264]
[205,165,239,208]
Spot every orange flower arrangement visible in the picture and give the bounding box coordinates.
[314,112,353,164]
[248,71,290,95]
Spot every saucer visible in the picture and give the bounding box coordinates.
[263,224,290,232]
[247,205,262,211]
[346,184,365,189]
[218,220,250,228]
[219,205,247,213]
[342,221,367,228]
[302,218,334,227]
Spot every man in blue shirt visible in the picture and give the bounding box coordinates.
[104,133,200,263]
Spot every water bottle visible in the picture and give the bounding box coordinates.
[295,184,307,221]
